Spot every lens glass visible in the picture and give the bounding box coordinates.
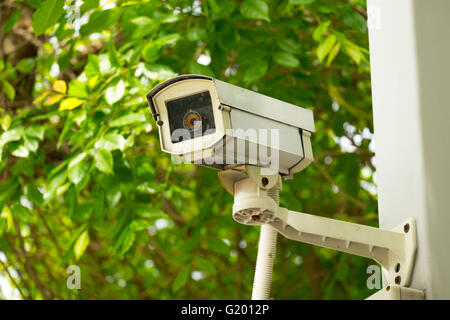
[166,91,216,143]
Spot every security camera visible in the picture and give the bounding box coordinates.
[145,74,421,301]
[146,74,315,178]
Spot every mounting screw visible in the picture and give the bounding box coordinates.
[386,286,391,291]
[395,276,401,284]
[404,223,410,233]
[251,215,260,222]
[157,120,164,126]
[261,177,269,186]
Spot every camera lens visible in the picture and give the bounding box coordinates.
[183,110,202,131]
[166,91,216,143]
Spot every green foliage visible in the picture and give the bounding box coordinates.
[240,0,271,22]
[0,0,377,300]
[32,0,65,36]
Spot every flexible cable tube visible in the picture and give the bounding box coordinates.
[251,188,279,300]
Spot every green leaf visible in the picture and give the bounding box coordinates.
[326,42,341,66]
[172,265,190,292]
[155,34,181,47]
[129,219,151,231]
[141,63,174,81]
[240,0,270,22]
[335,256,350,281]
[119,229,135,257]
[0,215,7,237]
[107,39,120,68]
[243,60,268,84]
[197,257,216,275]
[16,58,35,74]
[136,182,159,195]
[25,125,45,141]
[81,0,99,12]
[109,113,145,127]
[217,21,237,50]
[3,9,21,34]
[130,16,153,27]
[84,54,101,79]
[74,230,90,260]
[47,170,67,199]
[68,152,88,185]
[277,39,301,54]
[59,97,86,111]
[0,127,23,147]
[96,132,125,151]
[0,179,20,205]
[187,28,207,42]
[345,44,362,65]
[11,203,33,223]
[73,203,93,222]
[208,238,229,255]
[343,9,367,34]
[26,0,42,9]
[313,20,330,41]
[11,144,29,158]
[23,136,39,153]
[113,226,136,258]
[2,80,15,101]
[68,80,89,99]
[62,224,87,263]
[187,62,215,77]
[0,114,11,132]
[53,81,68,94]
[105,80,126,105]
[273,52,300,68]
[290,0,315,4]
[317,34,336,63]
[142,43,162,63]
[92,187,105,220]
[208,0,221,14]
[27,184,44,206]
[135,205,166,219]
[80,8,122,36]
[65,185,78,218]
[32,0,65,36]
[0,206,13,236]
[94,149,113,174]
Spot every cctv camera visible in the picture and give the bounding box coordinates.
[146,74,315,178]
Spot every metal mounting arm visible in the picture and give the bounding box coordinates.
[218,165,420,298]
[270,208,416,286]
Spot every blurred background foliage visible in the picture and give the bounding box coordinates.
[0,0,379,299]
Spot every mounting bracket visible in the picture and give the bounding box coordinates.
[218,165,422,299]
[366,285,425,300]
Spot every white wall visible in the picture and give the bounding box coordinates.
[368,0,450,299]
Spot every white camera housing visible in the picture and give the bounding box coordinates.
[146,74,315,178]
